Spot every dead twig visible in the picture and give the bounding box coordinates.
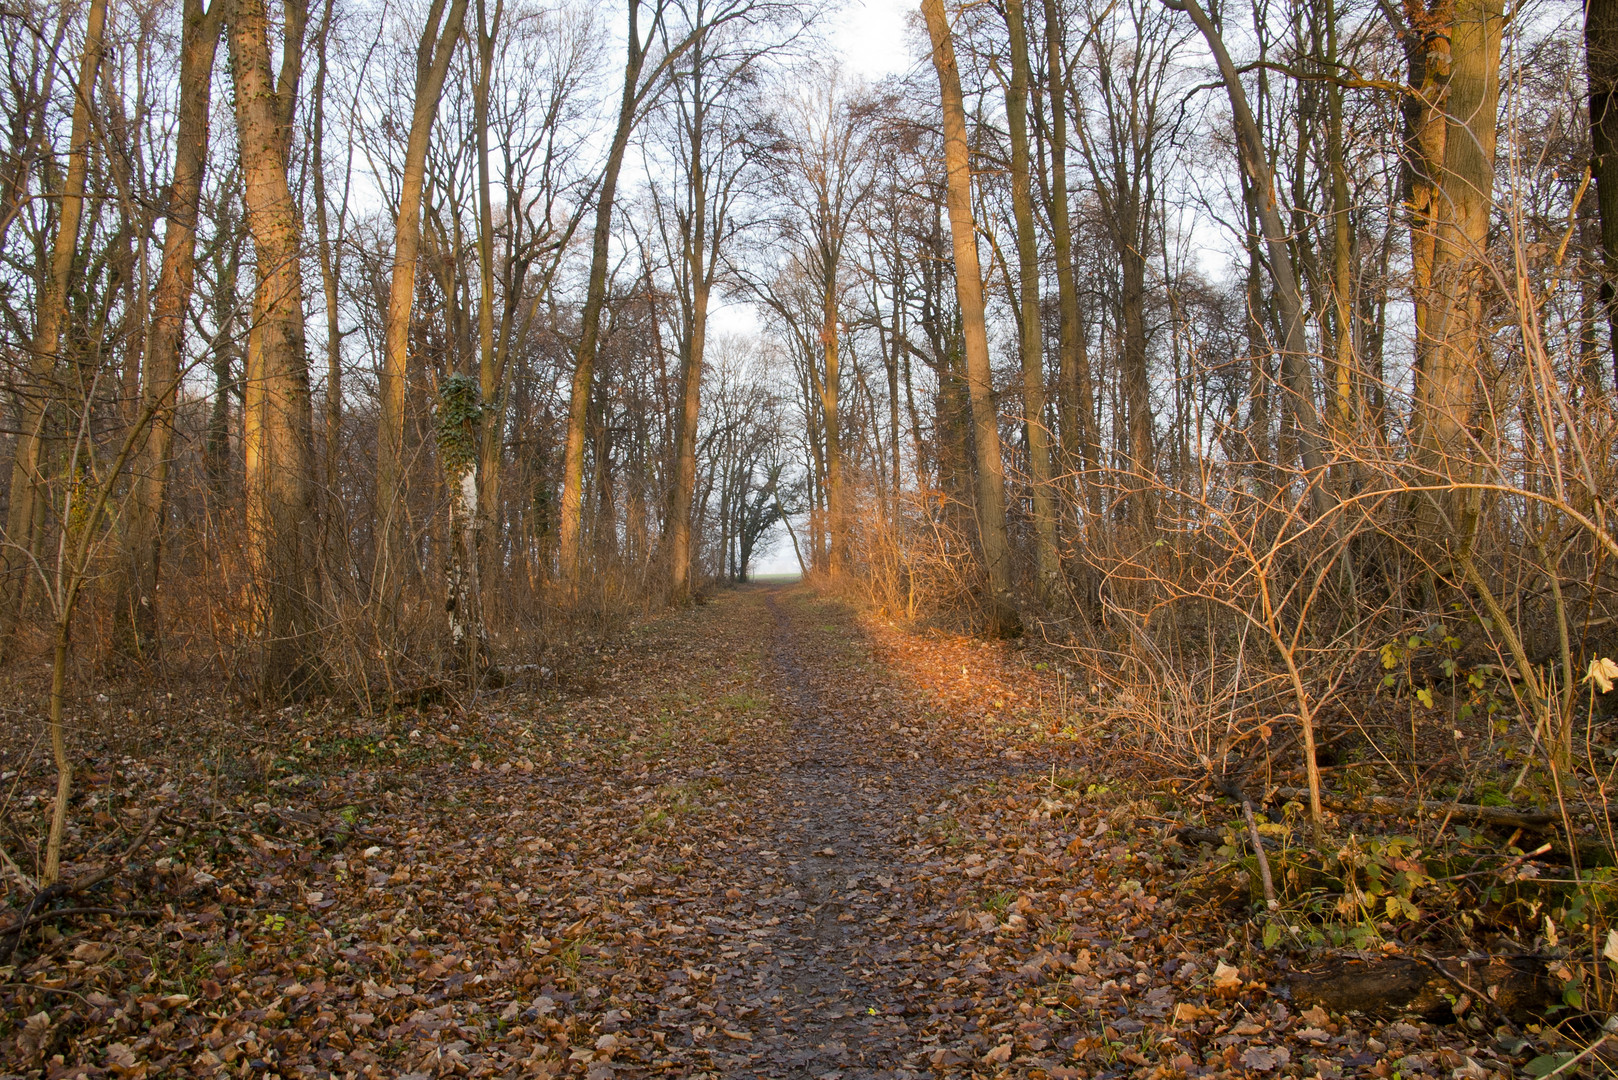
[0,907,162,939]
[1215,776,1278,911]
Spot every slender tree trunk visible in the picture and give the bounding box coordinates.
[668,38,708,604]
[1589,0,1618,378]
[228,0,319,701]
[374,0,471,602]
[113,0,222,656]
[312,0,344,546]
[1120,238,1154,527]
[1,0,106,644]
[1005,0,1060,600]
[474,0,505,618]
[558,3,646,584]
[1039,0,1098,517]
[821,279,846,578]
[1166,0,1332,509]
[1324,0,1358,440]
[923,0,1020,635]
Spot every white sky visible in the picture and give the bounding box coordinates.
[830,0,918,81]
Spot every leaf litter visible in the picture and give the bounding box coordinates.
[0,586,1552,1077]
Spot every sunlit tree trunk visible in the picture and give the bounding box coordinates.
[1323,0,1359,442]
[1398,0,1450,392]
[922,0,1019,635]
[228,0,318,700]
[667,26,711,603]
[1413,0,1502,540]
[558,2,648,585]
[1,0,106,646]
[113,0,223,656]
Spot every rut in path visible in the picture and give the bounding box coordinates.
[646,587,1045,1080]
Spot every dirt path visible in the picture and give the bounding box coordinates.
[597,586,1052,1079]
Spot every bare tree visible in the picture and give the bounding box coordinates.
[227,0,319,699]
[112,0,225,656]
[1,0,106,646]
[922,0,1019,634]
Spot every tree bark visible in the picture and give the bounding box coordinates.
[1412,0,1502,542]
[374,0,471,602]
[472,0,503,630]
[1038,0,1098,517]
[557,3,649,585]
[312,0,345,545]
[820,276,846,578]
[1004,0,1061,600]
[922,0,1020,635]
[667,26,710,603]
[1398,0,1451,401]
[112,0,223,656]
[1589,0,1618,383]
[1,0,107,645]
[228,0,319,700]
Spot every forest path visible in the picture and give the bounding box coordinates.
[573,584,1066,1080]
[667,588,1012,1078]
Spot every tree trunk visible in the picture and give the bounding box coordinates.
[312,0,345,549]
[1039,0,1098,518]
[1398,0,1451,398]
[113,0,222,656]
[1590,0,1618,382]
[821,280,846,578]
[1166,0,1332,505]
[1413,0,1502,541]
[557,4,646,585]
[374,0,471,601]
[667,31,709,604]
[1005,0,1061,600]
[228,0,319,701]
[922,0,1020,635]
[1120,238,1154,527]
[473,0,503,629]
[0,0,107,645]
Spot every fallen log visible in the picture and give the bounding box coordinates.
[1286,953,1557,1022]
[1270,787,1560,831]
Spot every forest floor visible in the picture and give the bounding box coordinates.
[0,585,1549,1078]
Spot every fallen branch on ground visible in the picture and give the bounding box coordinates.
[1270,787,1561,830]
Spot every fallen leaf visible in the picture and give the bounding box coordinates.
[1241,1046,1289,1071]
